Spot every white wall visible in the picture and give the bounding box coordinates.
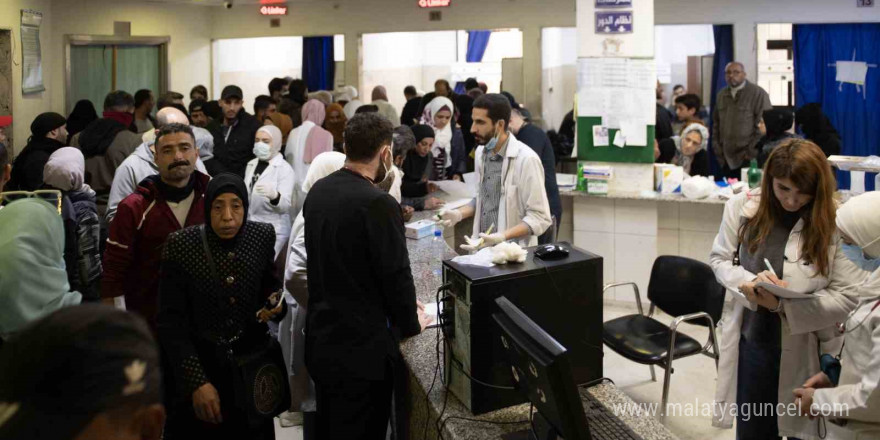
[541,27,577,131]
[654,25,714,102]
[213,36,303,111]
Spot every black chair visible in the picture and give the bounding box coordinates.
[602,256,725,419]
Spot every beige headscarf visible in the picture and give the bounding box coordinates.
[837,191,880,259]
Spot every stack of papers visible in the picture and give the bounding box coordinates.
[557,173,578,190]
[582,165,613,181]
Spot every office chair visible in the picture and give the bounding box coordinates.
[601,256,725,420]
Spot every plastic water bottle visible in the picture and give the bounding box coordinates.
[432,228,444,280]
[747,159,762,189]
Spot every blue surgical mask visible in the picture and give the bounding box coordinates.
[253,142,272,161]
[842,243,880,272]
[485,128,500,151]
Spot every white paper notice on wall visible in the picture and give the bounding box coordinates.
[619,120,647,146]
[593,125,609,146]
[612,131,626,148]
[836,61,869,85]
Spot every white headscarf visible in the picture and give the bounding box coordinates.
[301,151,346,194]
[837,191,880,259]
[43,147,85,192]
[674,123,710,175]
[421,96,454,170]
[257,125,284,158]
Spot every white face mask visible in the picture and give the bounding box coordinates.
[253,142,272,161]
[375,146,394,192]
[485,127,500,151]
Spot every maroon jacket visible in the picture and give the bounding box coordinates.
[102,172,210,329]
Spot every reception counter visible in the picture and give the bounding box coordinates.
[399,211,678,440]
[558,189,726,304]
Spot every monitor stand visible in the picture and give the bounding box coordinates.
[501,412,561,440]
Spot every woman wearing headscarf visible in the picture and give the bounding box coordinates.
[0,198,82,342]
[285,99,333,216]
[795,103,842,158]
[158,173,287,440]
[400,125,445,211]
[371,86,401,128]
[323,103,347,153]
[245,125,295,258]
[793,191,880,439]
[266,112,293,147]
[756,108,798,167]
[420,96,466,181]
[42,147,102,302]
[66,100,98,145]
[656,122,710,176]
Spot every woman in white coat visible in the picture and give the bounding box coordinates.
[285,99,333,217]
[710,139,863,440]
[794,191,880,439]
[244,125,295,258]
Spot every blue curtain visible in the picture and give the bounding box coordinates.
[794,23,880,190]
[709,25,734,179]
[466,30,492,63]
[303,36,335,92]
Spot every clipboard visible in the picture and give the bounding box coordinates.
[756,282,824,300]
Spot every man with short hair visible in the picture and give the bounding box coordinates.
[438,94,551,250]
[400,85,421,126]
[304,112,431,438]
[71,90,143,214]
[7,112,67,191]
[269,77,289,101]
[133,89,155,134]
[253,94,277,122]
[189,99,210,128]
[508,108,561,244]
[102,123,209,331]
[208,85,262,177]
[0,304,166,440]
[157,91,185,110]
[190,85,208,102]
[675,93,702,123]
[105,107,209,222]
[713,61,773,179]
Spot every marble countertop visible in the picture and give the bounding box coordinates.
[560,188,728,205]
[400,214,678,440]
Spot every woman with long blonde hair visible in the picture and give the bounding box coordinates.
[710,139,863,439]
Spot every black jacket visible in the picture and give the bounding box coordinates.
[207,110,262,178]
[60,189,102,302]
[656,104,675,141]
[516,124,562,222]
[400,97,422,127]
[7,137,65,191]
[304,169,420,381]
[400,150,430,199]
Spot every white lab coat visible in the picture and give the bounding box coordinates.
[812,270,880,439]
[472,133,552,247]
[285,121,334,217]
[244,154,295,258]
[710,189,864,439]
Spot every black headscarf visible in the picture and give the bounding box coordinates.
[66,100,98,143]
[762,108,794,140]
[795,103,841,157]
[411,124,435,144]
[204,173,249,235]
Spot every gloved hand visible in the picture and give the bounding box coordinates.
[255,184,279,201]
[460,232,506,253]
[436,209,463,228]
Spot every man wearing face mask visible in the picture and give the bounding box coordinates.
[303,113,432,438]
[102,123,209,332]
[437,94,551,251]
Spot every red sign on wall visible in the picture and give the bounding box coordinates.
[260,5,288,15]
[418,0,451,8]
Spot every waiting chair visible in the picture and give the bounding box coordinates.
[602,256,725,420]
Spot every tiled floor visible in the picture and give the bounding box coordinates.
[273,302,736,440]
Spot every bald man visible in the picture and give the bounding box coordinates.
[712,61,772,179]
[105,107,209,222]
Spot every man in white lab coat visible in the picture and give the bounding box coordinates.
[437,94,551,250]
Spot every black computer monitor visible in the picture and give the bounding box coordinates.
[492,296,591,440]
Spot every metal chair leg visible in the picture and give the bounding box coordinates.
[661,361,673,422]
[649,365,657,382]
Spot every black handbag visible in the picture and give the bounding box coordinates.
[200,225,291,427]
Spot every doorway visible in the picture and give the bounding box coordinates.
[64,36,168,114]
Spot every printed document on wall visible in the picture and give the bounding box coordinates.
[20,9,44,94]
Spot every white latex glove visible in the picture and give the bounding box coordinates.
[460,232,506,253]
[255,184,279,200]
[436,209,463,228]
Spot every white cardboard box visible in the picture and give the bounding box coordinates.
[405,219,437,240]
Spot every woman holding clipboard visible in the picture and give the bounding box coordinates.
[709,139,864,440]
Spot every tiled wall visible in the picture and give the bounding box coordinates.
[572,197,724,304]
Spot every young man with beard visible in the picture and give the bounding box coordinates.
[102,123,209,332]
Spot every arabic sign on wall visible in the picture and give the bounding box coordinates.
[595,0,632,7]
[596,11,633,34]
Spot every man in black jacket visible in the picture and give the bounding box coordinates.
[7,112,67,191]
[206,85,261,177]
[304,112,431,439]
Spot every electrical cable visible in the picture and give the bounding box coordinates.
[579,377,616,388]
[423,283,451,440]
